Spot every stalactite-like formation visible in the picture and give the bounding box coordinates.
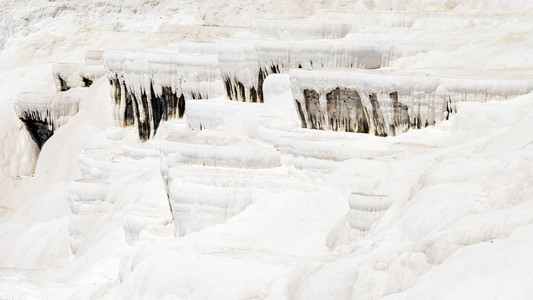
[104,49,223,141]
[217,36,422,103]
[291,69,533,136]
[19,116,54,149]
[369,93,387,137]
[15,92,81,149]
[14,51,106,149]
[108,75,186,140]
[52,63,106,92]
[326,88,370,133]
[303,89,323,130]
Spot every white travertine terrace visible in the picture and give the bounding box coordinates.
[290,69,533,135]
[103,48,224,140]
[15,91,83,148]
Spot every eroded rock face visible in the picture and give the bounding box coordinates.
[303,89,323,129]
[298,87,418,135]
[15,54,105,150]
[57,75,95,91]
[82,77,94,87]
[295,100,307,128]
[57,75,70,92]
[222,75,265,103]
[162,86,185,119]
[131,91,151,141]
[390,92,410,133]
[217,36,411,103]
[109,78,185,141]
[53,63,106,92]
[290,69,533,136]
[301,88,381,134]
[15,92,82,149]
[104,49,224,140]
[19,118,54,149]
[326,88,370,133]
[300,88,411,135]
[369,93,387,136]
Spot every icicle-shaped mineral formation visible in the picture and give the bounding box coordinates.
[52,62,106,92]
[290,69,533,136]
[15,91,82,148]
[218,35,423,103]
[104,48,224,141]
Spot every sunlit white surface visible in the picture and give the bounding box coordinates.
[1,0,533,299]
